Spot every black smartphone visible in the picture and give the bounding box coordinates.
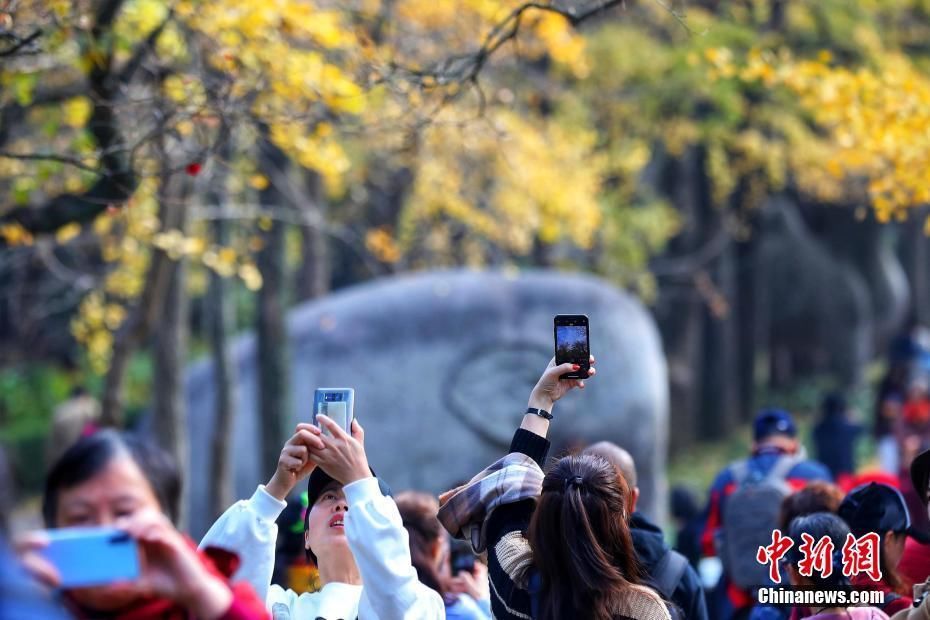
[554,314,590,380]
[449,538,476,574]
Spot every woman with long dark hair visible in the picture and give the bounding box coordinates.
[528,452,655,619]
[439,357,670,620]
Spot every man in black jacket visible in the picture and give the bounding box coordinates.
[585,442,709,620]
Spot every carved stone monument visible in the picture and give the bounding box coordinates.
[184,269,669,536]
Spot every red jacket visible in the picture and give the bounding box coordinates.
[66,542,269,620]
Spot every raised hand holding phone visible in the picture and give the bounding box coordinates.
[554,314,590,380]
[266,423,325,501]
[309,416,371,485]
[523,355,596,438]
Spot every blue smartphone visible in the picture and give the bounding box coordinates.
[38,526,140,588]
[313,388,355,437]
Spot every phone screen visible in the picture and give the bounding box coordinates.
[556,325,589,364]
[554,315,590,379]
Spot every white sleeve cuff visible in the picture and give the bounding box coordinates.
[343,476,381,506]
[250,485,288,521]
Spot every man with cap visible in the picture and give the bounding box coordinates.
[700,408,832,619]
[584,441,709,620]
[891,449,930,619]
[201,416,444,619]
[838,482,930,616]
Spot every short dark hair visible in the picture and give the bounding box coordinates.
[42,430,181,526]
[785,512,851,588]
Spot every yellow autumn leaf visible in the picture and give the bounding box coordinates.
[62,97,92,128]
[238,262,263,290]
[53,223,81,244]
[365,228,402,263]
[249,174,269,190]
[0,223,34,246]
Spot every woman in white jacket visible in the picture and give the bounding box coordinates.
[201,414,445,620]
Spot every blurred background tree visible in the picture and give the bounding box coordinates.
[3,0,930,513]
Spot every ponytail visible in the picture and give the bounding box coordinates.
[529,454,643,620]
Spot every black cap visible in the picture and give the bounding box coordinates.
[911,448,930,505]
[838,482,930,544]
[306,467,392,512]
[753,409,797,441]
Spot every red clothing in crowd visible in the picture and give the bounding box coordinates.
[899,536,930,590]
[65,542,269,620]
[903,399,930,425]
[850,574,912,616]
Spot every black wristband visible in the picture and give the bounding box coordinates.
[526,407,553,420]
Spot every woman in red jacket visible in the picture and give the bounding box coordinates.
[18,430,268,619]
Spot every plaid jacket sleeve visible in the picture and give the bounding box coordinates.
[438,429,549,620]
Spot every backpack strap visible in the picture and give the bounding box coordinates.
[765,454,803,484]
[528,569,542,620]
[653,548,689,600]
[729,459,751,485]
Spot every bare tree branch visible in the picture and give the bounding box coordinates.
[118,12,174,85]
[0,151,103,174]
[0,28,41,57]
[0,0,181,243]
[386,1,628,87]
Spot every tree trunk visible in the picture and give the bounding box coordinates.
[151,243,190,527]
[698,246,740,440]
[651,145,707,451]
[767,0,789,31]
[100,190,180,426]
[256,136,291,476]
[735,232,759,422]
[207,159,237,519]
[902,207,930,326]
[295,171,330,301]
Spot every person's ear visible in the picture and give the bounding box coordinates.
[630,487,640,515]
[305,530,312,550]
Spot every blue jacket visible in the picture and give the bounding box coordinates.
[0,538,72,620]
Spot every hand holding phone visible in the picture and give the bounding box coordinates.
[554,315,590,380]
[525,356,597,423]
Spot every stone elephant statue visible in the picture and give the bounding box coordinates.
[183,269,669,537]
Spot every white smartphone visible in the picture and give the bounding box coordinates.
[313,388,355,437]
